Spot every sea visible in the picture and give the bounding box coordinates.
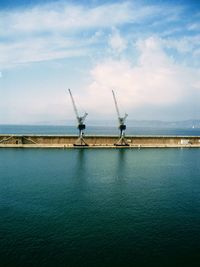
[0,124,200,136]
[0,125,200,267]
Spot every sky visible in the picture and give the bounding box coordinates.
[0,0,199,125]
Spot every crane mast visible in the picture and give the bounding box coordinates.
[112,90,120,120]
[68,88,79,122]
[112,90,129,146]
[68,89,88,146]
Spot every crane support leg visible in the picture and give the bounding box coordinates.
[74,131,88,146]
[114,136,129,146]
[114,130,129,146]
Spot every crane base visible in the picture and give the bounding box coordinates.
[73,144,89,147]
[114,143,129,147]
[73,136,89,146]
[114,136,129,146]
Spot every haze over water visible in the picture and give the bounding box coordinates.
[1,148,200,267]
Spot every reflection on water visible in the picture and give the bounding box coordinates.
[69,149,89,199]
[115,149,127,182]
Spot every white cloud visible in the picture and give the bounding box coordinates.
[108,28,127,54]
[81,36,200,118]
[0,37,89,68]
[0,1,185,69]
[1,35,199,123]
[187,22,200,31]
[163,35,200,53]
[0,2,133,68]
[0,2,133,36]
[0,1,182,36]
[1,2,199,123]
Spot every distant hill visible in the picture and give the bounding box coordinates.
[1,119,200,128]
[126,120,200,128]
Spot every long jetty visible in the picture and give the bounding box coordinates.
[0,135,200,148]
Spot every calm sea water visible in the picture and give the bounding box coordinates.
[0,124,200,136]
[0,148,200,267]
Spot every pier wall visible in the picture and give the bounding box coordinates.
[0,135,200,148]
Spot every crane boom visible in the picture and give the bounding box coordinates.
[112,90,120,119]
[68,88,88,124]
[68,88,79,121]
[112,90,129,146]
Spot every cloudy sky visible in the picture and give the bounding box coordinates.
[0,0,199,125]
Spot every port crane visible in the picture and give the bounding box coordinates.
[68,89,88,146]
[112,90,129,146]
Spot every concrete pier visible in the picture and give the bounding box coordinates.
[0,134,200,148]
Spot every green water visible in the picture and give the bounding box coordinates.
[0,148,200,267]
